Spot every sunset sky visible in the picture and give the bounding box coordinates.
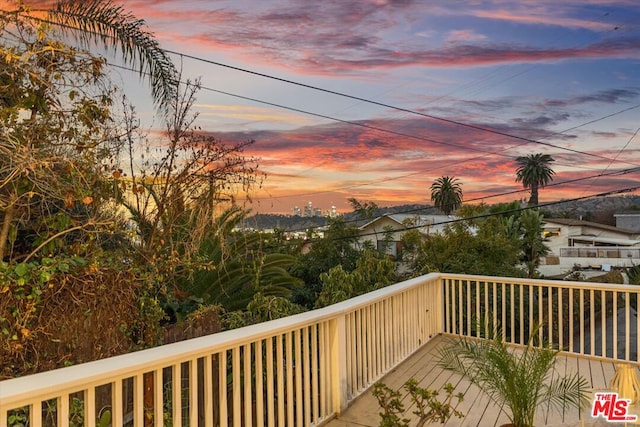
[22,1,640,213]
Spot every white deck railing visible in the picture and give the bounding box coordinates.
[442,274,640,361]
[0,273,443,427]
[3,272,639,426]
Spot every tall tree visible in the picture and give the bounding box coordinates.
[515,153,555,207]
[431,176,463,215]
[120,77,262,276]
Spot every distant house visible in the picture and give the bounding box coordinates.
[358,214,454,258]
[541,218,640,273]
[614,211,640,232]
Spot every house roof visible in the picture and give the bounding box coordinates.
[544,218,638,236]
[614,211,640,216]
[358,214,453,230]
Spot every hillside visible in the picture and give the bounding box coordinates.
[245,196,640,231]
[541,195,640,225]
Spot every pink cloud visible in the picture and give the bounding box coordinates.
[15,1,640,77]
[472,9,611,30]
[446,29,488,43]
[213,114,640,213]
[103,1,640,76]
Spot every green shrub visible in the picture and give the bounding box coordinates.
[372,379,464,427]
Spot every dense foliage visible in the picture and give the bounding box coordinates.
[0,1,265,378]
[291,217,361,308]
[401,217,525,277]
[0,1,561,383]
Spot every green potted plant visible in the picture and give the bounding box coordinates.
[372,378,464,426]
[437,324,589,427]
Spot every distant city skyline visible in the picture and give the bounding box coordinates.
[292,201,338,218]
[21,0,640,214]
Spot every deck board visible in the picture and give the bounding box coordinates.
[325,335,622,427]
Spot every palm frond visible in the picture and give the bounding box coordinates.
[41,0,178,112]
[543,374,590,414]
[437,323,587,427]
[183,208,301,312]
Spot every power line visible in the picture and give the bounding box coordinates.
[554,103,640,135]
[406,10,623,124]
[109,63,640,209]
[196,84,520,158]
[578,127,640,197]
[258,185,640,250]
[352,185,640,240]
[166,50,635,165]
[110,63,524,161]
[248,166,640,234]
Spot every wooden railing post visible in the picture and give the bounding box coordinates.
[436,275,445,335]
[330,315,348,414]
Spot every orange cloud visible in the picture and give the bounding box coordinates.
[226,113,640,213]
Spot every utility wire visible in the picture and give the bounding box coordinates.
[256,185,640,252]
[246,166,640,234]
[109,63,524,160]
[108,63,640,214]
[167,50,635,165]
[578,127,640,197]
[352,185,640,240]
[196,84,520,158]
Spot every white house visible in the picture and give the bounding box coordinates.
[358,214,454,258]
[541,218,640,274]
[614,211,640,232]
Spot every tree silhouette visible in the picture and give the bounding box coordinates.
[515,154,555,207]
[431,176,463,215]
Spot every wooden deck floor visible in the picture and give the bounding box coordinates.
[326,335,626,427]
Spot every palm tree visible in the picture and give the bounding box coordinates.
[186,208,303,312]
[515,154,555,207]
[431,176,463,215]
[438,323,588,427]
[9,0,177,110]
